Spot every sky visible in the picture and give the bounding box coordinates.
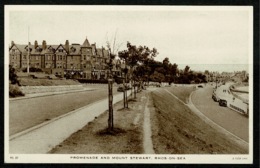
[6,6,253,72]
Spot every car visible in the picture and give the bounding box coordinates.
[212,93,219,102]
[117,86,124,92]
[219,99,227,107]
[117,84,131,92]
[197,85,203,88]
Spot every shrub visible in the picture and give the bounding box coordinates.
[9,84,24,98]
[9,65,20,85]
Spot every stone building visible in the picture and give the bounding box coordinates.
[9,37,122,79]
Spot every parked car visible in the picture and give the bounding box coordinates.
[197,85,203,88]
[219,99,227,107]
[212,92,219,102]
[117,84,131,92]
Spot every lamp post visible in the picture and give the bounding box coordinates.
[107,50,115,132]
[27,27,30,74]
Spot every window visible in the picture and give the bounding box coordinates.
[36,56,39,60]
[63,56,66,60]
[60,55,62,60]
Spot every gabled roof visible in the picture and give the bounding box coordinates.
[10,44,28,53]
[30,45,43,54]
[9,39,109,57]
[55,44,67,52]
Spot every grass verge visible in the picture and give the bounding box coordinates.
[150,87,248,154]
[49,91,147,154]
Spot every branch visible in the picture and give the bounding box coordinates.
[112,29,118,54]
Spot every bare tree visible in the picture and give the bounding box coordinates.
[105,30,123,131]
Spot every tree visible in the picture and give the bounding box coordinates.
[184,65,190,75]
[119,42,158,98]
[150,71,165,83]
[105,30,121,132]
[169,63,178,84]
[118,49,130,108]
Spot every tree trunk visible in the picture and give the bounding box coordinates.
[125,74,128,108]
[123,77,126,108]
[134,80,136,98]
[108,78,113,131]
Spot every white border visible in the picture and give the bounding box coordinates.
[4,5,254,164]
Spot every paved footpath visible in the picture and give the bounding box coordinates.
[9,90,131,154]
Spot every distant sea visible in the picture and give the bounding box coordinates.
[177,64,249,73]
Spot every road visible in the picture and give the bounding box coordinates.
[9,86,120,136]
[191,85,249,142]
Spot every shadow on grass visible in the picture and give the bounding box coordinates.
[97,128,127,136]
[117,107,132,111]
[128,98,137,102]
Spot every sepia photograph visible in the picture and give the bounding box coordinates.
[5,5,253,164]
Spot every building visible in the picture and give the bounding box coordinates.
[9,37,123,79]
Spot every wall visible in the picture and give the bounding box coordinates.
[20,85,84,94]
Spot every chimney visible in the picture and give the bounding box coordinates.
[11,41,14,46]
[34,40,38,49]
[65,40,69,52]
[42,40,47,50]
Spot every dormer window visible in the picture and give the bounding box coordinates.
[59,49,63,52]
[70,47,76,52]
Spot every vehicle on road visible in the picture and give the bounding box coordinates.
[117,84,131,92]
[219,99,227,107]
[197,84,203,88]
[212,89,220,102]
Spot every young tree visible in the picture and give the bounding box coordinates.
[118,49,129,108]
[119,42,159,98]
[105,30,121,132]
